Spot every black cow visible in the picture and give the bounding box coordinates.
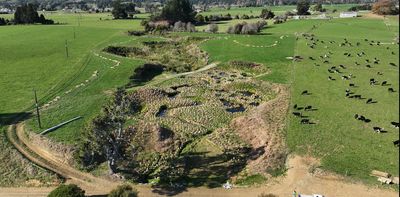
[373,127,384,133]
[301,90,309,95]
[349,83,356,87]
[293,104,298,109]
[301,119,310,124]
[377,72,383,75]
[391,122,399,129]
[381,81,388,86]
[339,65,346,69]
[393,140,400,147]
[358,115,366,121]
[366,98,373,104]
[366,65,372,68]
[388,88,396,92]
[293,112,302,117]
[304,105,312,111]
[328,76,335,81]
[389,63,397,67]
[370,78,377,85]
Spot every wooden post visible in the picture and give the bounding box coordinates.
[33,89,42,129]
[65,40,69,58]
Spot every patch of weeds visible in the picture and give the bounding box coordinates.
[235,174,267,186]
[266,166,287,177]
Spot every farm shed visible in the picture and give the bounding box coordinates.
[340,12,358,18]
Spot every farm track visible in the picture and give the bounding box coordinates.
[5,124,121,195]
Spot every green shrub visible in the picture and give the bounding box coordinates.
[108,184,138,197]
[48,184,85,197]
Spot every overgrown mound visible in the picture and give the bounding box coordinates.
[77,69,285,185]
[230,60,262,68]
[103,36,209,73]
[103,46,146,57]
[128,63,164,86]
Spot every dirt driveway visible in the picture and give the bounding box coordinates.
[1,155,397,197]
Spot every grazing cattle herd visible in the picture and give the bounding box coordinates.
[293,32,399,148]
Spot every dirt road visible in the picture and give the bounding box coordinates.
[0,155,397,197]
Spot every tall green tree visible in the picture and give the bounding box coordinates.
[112,0,128,19]
[297,0,310,15]
[159,0,195,23]
[14,4,52,24]
[260,8,275,19]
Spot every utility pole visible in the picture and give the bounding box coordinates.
[65,40,69,58]
[33,89,42,129]
[73,27,76,39]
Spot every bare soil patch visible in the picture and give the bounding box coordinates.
[231,84,290,174]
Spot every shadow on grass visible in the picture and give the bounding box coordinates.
[151,150,247,196]
[0,112,32,126]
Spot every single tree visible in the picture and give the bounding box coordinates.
[260,8,275,19]
[195,14,205,23]
[206,23,218,33]
[372,0,399,15]
[312,3,325,12]
[297,0,310,15]
[159,0,196,23]
[112,0,131,19]
[48,184,85,197]
[0,17,7,25]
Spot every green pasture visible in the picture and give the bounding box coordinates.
[0,12,144,185]
[287,18,399,184]
[0,8,398,187]
[200,4,357,17]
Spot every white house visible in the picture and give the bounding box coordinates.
[339,12,358,18]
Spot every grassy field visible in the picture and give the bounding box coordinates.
[0,7,399,187]
[0,12,145,185]
[287,17,399,184]
[201,4,357,16]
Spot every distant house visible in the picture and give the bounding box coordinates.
[340,12,358,18]
[0,8,12,14]
[293,15,308,20]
